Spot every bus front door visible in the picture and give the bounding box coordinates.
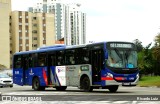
[22,55,29,85]
[91,49,103,82]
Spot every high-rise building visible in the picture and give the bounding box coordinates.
[29,0,86,45]
[0,0,11,68]
[11,11,55,53]
[67,4,86,45]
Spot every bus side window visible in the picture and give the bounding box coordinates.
[56,51,64,66]
[65,50,75,65]
[76,48,89,64]
[14,55,22,68]
[31,53,38,67]
[48,53,56,66]
[83,49,89,64]
[38,53,46,67]
[80,48,89,64]
[22,55,29,69]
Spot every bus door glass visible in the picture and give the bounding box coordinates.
[22,54,29,85]
[91,49,104,82]
[48,52,56,85]
[13,55,24,85]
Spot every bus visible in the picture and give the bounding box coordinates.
[13,41,139,92]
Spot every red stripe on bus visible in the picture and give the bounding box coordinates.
[43,68,48,85]
[101,77,114,80]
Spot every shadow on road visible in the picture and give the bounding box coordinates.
[12,88,133,94]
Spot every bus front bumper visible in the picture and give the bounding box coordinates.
[104,74,139,86]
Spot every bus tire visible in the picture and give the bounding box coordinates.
[80,76,93,92]
[32,77,45,91]
[56,86,67,91]
[108,85,119,93]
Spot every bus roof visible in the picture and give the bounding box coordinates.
[14,44,86,56]
[13,41,134,55]
[14,46,65,55]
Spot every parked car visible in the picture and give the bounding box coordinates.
[0,73,13,88]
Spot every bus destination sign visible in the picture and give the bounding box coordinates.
[110,43,132,48]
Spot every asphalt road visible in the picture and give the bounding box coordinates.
[0,84,160,104]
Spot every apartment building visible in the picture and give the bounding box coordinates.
[0,0,11,68]
[67,4,86,45]
[29,0,86,45]
[11,11,55,54]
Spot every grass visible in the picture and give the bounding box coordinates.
[138,76,160,87]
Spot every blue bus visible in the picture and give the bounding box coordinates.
[13,41,139,92]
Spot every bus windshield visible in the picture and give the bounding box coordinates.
[106,49,137,68]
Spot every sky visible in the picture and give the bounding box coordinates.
[12,0,160,46]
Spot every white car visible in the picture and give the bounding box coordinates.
[0,73,13,88]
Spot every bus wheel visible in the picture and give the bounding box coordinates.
[108,85,119,93]
[81,76,93,92]
[32,77,45,91]
[56,86,67,91]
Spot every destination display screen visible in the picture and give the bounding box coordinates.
[108,42,135,49]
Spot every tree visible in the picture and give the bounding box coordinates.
[153,33,160,61]
[138,43,153,75]
[152,33,160,75]
[133,39,143,52]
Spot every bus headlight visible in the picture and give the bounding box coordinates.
[136,73,139,78]
[107,73,113,78]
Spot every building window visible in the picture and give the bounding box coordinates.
[32,30,37,33]
[33,17,37,20]
[33,44,38,47]
[33,37,37,40]
[33,24,37,27]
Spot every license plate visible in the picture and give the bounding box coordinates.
[122,82,130,85]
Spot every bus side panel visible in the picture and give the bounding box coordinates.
[100,69,108,86]
[55,66,66,86]
[28,67,48,86]
[13,68,24,86]
[49,66,56,85]
[23,69,29,85]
